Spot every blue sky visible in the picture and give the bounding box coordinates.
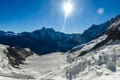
[0,0,120,33]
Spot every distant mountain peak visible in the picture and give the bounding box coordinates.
[32,27,55,33]
[111,14,120,23]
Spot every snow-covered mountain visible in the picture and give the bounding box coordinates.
[81,15,120,43]
[45,15,120,80]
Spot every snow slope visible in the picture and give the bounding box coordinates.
[0,35,120,80]
[41,35,120,80]
[0,44,67,80]
[20,52,67,79]
[65,40,120,80]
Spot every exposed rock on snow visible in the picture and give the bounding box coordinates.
[68,18,120,58]
[0,44,35,79]
[6,46,33,67]
[0,43,67,80]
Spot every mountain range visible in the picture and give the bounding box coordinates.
[0,15,120,55]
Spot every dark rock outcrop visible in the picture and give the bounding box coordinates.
[5,46,33,68]
[13,46,33,59]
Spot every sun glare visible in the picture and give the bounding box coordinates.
[63,0,73,17]
[62,0,73,32]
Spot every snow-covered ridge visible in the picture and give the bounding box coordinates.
[63,37,120,80]
[67,35,107,62]
[39,37,119,80]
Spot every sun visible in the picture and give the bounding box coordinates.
[63,0,73,17]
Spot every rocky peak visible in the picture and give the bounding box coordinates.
[111,15,120,23]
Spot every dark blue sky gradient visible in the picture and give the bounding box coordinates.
[0,0,120,33]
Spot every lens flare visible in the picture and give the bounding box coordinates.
[62,0,73,32]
